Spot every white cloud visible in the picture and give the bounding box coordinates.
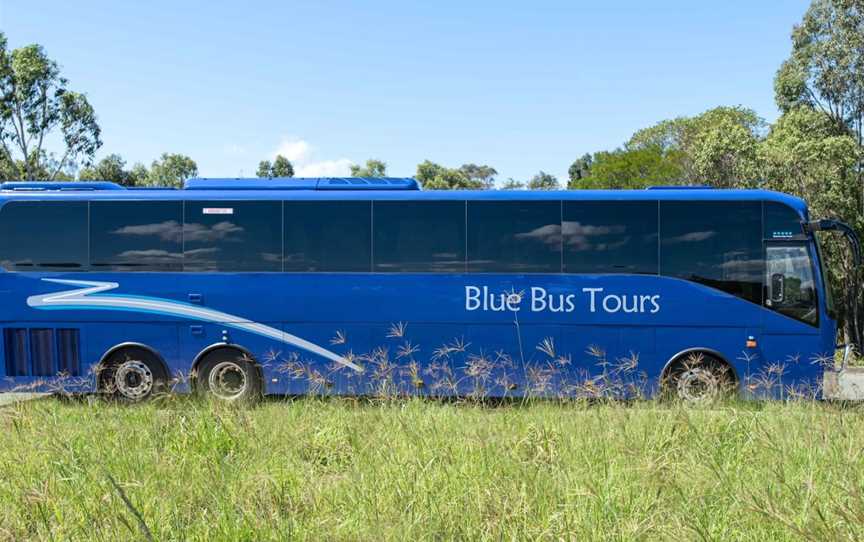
[295,158,354,177]
[273,138,312,163]
[271,137,354,178]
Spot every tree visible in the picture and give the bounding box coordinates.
[128,163,149,185]
[350,159,387,177]
[774,0,864,145]
[141,153,197,188]
[689,112,761,187]
[567,153,593,185]
[272,155,294,177]
[257,154,294,178]
[500,178,525,190]
[416,160,483,190]
[0,33,101,180]
[626,106,763,187]
[760,106,863,344]
[527,171,559,190]
[458,163,497,188]
[770,0,864,346]
[571,146,683,189]
[79,153,138,186]
[569,106,762,190]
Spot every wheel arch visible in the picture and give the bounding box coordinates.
[98,342,169,377]
[660,347,740,385]
[191,342,263,388]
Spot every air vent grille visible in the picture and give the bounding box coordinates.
[2,328,81,377]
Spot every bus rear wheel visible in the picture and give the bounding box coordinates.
[196,351,262,404]
[100,347,168,402]
[664,353,735,403]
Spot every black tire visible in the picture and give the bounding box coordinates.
[99,346,169,403]
[663,352,735,403]
[196,350,262,404]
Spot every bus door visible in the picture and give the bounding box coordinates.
[759,242,824,394]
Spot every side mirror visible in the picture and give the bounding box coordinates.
[770,273,785,303]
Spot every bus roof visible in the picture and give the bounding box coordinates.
[0,178,809,215]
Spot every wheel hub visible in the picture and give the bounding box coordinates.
[676,367,719,402]
[208,361,247,400]
[114,360,154,401]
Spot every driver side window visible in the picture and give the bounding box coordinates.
[765,244,817,325]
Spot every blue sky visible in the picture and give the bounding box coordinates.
[1,1,810,183]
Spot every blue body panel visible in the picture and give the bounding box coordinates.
[0,183,835,398]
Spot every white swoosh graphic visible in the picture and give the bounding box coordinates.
[26,279,362,372]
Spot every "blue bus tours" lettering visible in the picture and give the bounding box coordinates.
[464,285,660,314]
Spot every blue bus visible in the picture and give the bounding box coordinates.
[0,178,860,402]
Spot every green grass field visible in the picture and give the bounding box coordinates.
[1,398,863,541]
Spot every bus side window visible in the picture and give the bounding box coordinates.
[90,200,183,272]
[373,201,465,272]
[284,201,371,272]
[562,201,658,274]
[660,201,763,304]
[467,200,561,273]
[0,201,89,271]
[184,201,282,272]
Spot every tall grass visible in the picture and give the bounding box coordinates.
[1,397,863,540]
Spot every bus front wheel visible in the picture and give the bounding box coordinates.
[664,352,735,403]
[196,350,262,404]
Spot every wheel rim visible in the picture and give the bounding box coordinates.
[114,360,154,401]
[676,367,719,402]
[208,361,248,400]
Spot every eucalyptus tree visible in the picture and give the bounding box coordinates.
[350,159,386,177]
[0,33,101,180]
[257,154,294,178]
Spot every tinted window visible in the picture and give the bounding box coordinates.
[184,201,282,272]
[563,201,658,274]
[374,201,465,272]
[660,201,763,304]
[467,201,561,273]
[764,201,805,240]
[766,244,817,325]
[90,201,182,271]
[284,201,371,272]
[0,201,88,271]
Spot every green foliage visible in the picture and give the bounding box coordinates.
[0,33,101,180]
[527,171,559,190]
[761,106,863,342]
[567,153,592,185]
[139,153,198,188]
[774,0,864,143]
[689,112,761,188]
[770,0,864,345]
[272,155,294,177]
[572,107,763,189]
[572,146,684,189]
[2,399,864,540]
[257,154,294,178]
[417,161,499,190]
[350,159,387,177]
[500,178,525,190]
[78,154,145,186]
[416,160,483,190]
[458,163,498,188]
